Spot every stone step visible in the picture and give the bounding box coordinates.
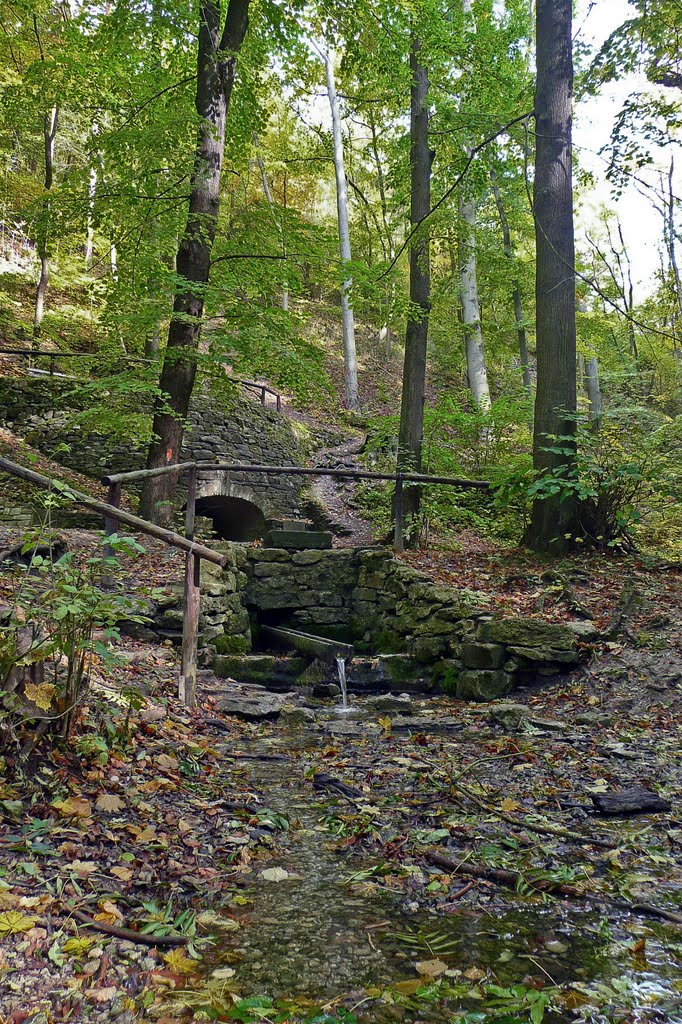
[262,529,332,550]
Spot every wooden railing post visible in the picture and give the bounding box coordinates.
[180,465,199,707]
[394,474,404,551]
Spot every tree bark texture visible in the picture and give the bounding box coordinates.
[33,105,58,341]
[459,190,491,410]
[396,35,432,533]
[140,0,250,523]
[490,169,532,394]
[525,0,578,552]
[325,51,359,412]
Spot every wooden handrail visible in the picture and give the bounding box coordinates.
[193,462,491,489]
[102,463,195,486]
[0,456,227,567]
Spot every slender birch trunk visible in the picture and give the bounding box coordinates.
[33,105,58,341]
[585,356,602,428]
[325,50,360,412]
[85,164,97,268]
[458,0,490,410]
[459,189,491,410]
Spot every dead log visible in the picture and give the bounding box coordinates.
[590,787,671,817]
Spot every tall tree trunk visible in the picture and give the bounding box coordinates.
[395,35,431,535]
[253,133,288,311]
[585,356,602,428]
[458,0,490,411]
[85,164,97,268]
[490,169,532,394]
[325,51,360,412]
[368,114,396,360]
[140,0,250,524]
[459,190,491,410]
[525,0,579,553]
[33,105,58,341]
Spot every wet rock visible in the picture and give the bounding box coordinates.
[575,711,613,726]
[391,715,463,733]
[312,682,340,698]
[217,685,298,720]
[565,620,600,641]
[488,703,530,730]
[477,617,577,650]
[461,642,506,670]
[364,692,413,713]
[456,669,513,702]
[280,703,316,726]
[507,644,580,665]
[324,719,381,736]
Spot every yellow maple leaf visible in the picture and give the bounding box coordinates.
[96,793,125,813]
[500,797,521,812]
[0,910,39,935]
[24,683,56,711]
[163,948,199,975]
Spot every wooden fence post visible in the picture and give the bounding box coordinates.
[180,466,199,707]
[104,482,122,544]
[394,474,404,551]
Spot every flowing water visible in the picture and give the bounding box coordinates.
[335,655,350,710]
[197,730,682,1023]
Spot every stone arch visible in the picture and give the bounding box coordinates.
[194,472,272,542]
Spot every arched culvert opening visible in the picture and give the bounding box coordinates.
[195,495,266,542]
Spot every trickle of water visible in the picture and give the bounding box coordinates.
[335,655,349,708]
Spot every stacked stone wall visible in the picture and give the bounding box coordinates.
[0,378,311,522]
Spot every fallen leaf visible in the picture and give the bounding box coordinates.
[84,986,118,1002]
[260,867,290,882]
[155,754,179,770]
[55,797,92,819]
[415,958,448,978]
[68,860,97,877]
[96,794,125,813]
[0,911,39,935]
[110,866,133,881]
[464,966,486,981]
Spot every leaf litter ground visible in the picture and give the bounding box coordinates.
[1,543,682,1023]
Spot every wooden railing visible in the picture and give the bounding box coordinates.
[0,456,228,707]
[1,348,283,409]
[102,461,491,552]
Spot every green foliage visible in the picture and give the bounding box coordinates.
[0,504,145,752]
[496,411,681,552]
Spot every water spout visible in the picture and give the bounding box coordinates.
[335,655,350,710]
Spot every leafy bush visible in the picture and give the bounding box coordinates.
[0,517,144,757]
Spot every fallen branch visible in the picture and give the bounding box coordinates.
[426,850,584,898]
[425,851,682,925]
[67,908,189,946]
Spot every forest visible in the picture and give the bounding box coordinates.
[0,0,682,1022]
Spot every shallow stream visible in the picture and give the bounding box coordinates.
[196,723,682,1023]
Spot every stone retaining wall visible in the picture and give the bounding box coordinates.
[0,378,312,523]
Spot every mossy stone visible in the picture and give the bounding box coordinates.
[456,669,513,702]
[476,617,577,651]
[213,633,250,655]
